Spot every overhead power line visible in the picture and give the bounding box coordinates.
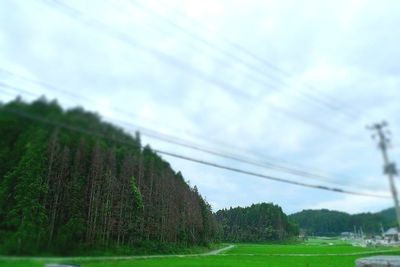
[155,150,389,199]
[114,118,376,190]
[0,82,377,191]
[126,0,357,120]
[42,0,359,139]
[0,105,391,199]
[147,0,363,118]
[0,67,373,172]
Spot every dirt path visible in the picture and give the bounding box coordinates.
[203,245,235,255]
[0,244,236,262]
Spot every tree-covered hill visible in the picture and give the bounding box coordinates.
[289,208,396,236]
[0,97,217,255]
[215,203,299,242]
[376,207,396,226]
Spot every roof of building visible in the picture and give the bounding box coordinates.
[385,227,398,235]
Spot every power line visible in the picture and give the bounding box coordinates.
[155,150,389,199]
[0,82,377,191]
[0,84,342,185]
[42,0,358,139]
[0,68,94,104]
[0,68,370,187]
[0,104,391,199]
[114,119,377,190]
[125,0,353,119]
[140,0,362,118]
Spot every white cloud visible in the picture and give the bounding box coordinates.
[1,0,400,214]
[311,194,392,215]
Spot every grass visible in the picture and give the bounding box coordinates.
[0,242,225,257]
[1,238,400,267]
[82,254,400,267]
[70,242,226,256]
[224,244,394,255]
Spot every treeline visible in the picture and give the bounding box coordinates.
[215,203,299,242]
[289,208,396,236]
[0,97,217,255]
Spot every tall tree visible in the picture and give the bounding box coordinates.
[0,128,48,254]
[215,203,298,242]
[0,97,217,255]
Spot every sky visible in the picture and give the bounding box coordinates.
[1,0,400,215]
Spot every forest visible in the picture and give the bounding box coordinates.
[0,97,217,255]
[0,97,301,256]
[289,208,396,236]
[215,203,299,242]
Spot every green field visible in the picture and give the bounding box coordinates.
[1,239,400,267]
[225,243,392,255]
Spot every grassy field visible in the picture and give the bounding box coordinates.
[224,243,393,255]
[1,238,400,267]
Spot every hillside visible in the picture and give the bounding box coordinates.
[376,207,397,225]
[289,208,396,236]
[215,203,299,242]
[2,97,392,257]
[0,98,217,255]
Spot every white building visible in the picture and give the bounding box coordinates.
[384,227,399,242]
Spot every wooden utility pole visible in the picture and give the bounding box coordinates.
[368,121,400,231]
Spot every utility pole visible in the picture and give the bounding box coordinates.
[368,121,400,231]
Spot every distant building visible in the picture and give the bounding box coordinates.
[384,227,399,242]
[341,232,354,238]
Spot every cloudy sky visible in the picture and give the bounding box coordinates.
[1,0,400,214]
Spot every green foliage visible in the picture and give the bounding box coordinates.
[0,128,48,254]
[289,208,396,236]
[215,203,299,242]
[0,97,217,255]
[131,176,143,211]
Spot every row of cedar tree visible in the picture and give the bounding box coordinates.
[0,98,299,255]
